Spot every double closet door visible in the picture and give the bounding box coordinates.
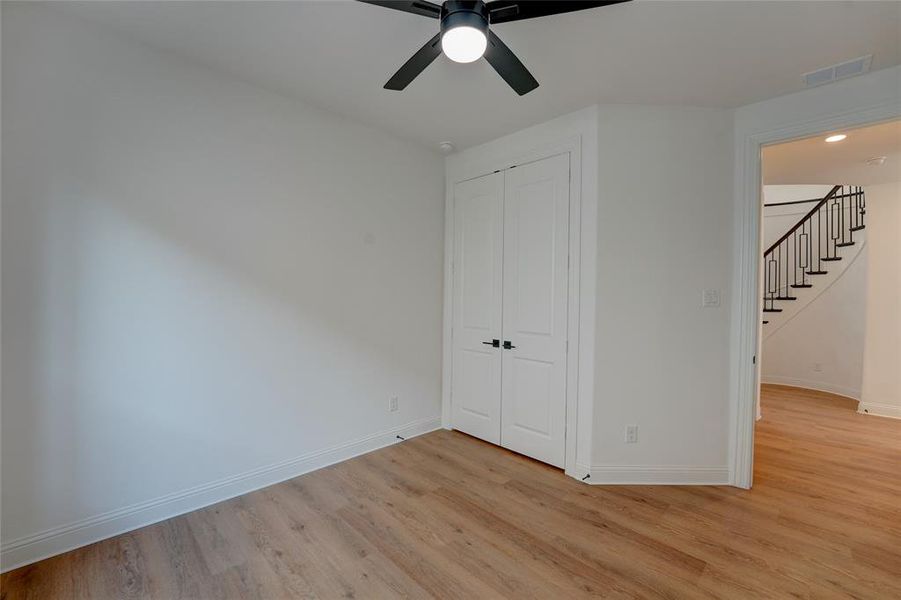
[451,153,570,468]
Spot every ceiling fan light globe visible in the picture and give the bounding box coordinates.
[441,26,487,63]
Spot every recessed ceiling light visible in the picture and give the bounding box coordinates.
[825,134,847,143]
[866,156,887,166]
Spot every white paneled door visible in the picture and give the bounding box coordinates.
[451,171,505,444]
[451,153,570,468]
[501,154,570,467]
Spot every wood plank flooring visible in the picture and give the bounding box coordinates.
[2,384,900,598]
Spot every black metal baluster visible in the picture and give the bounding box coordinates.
[799,224,809,287]
[817,203,824,270]
[858,186,862,227]
[782,243,787,299]
[831,198,839,256]
[787,234,792,292]
[793,231,798,288]
[860,190,867,227]
[784,240,789,297]
[777,244,781,301]
[836,185,856,248]
[794,231,799,295]
[838,186,845,244]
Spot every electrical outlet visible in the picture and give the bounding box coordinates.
[813,362,823,373]
[625,425,638,443]
[389,396,399,412]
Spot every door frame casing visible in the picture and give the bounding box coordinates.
[730,70,900,489]
[442,107,599,480]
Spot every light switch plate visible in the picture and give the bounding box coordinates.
[702,289,721,308]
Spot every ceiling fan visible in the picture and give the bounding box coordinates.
[359,1,630,95]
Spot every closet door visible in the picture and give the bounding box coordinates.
[451,172,504,444]
[500,154,570,467]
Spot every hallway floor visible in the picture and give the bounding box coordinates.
[2,384,899,598]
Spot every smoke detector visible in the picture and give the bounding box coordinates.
[439,141,455,154]
[803,55,872,88]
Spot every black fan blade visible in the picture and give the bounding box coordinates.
[357,0,442,19]
[488,0,630,24]
[384,33,443,90]
[483,31,539,95]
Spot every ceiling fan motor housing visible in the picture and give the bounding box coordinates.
[440,1,490,38]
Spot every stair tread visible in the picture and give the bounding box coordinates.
[763,308,783,313]
[807,271,828,275]
[773,296,797,300]
[762,321,770,324]
[791,284,813,288]
[822,257,842,261]
[850,225,866,232]
[835,242,855,247]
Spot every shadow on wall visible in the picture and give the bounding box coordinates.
[1,2,444,544]
[4,152,443,538]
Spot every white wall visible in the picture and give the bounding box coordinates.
[444,105,734,483]
[761,247,868,400]
[860,181,901,418]
[592,106,734,482]
[761,185,833,249]
[1,4,444,569]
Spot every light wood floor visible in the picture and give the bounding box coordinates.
[2,384,900,599]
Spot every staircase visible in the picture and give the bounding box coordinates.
[762,185,866,331]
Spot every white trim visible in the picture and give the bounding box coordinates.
[760,378,860,402]
[443,106,599,480]
[0,417,440,573]
[587,465,730,485]
[574,462,593,480]
[730,66,901,489]
[857,402,901,419]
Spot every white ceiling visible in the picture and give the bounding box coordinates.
[54,0,901,150]
[763,119,901,186]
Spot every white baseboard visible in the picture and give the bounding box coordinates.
[760,376,860,401]
[858,402,901,419]
[571,462,593,482]
[586,465,730,485]
[0,416,441,573]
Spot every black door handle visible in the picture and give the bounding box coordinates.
[503,341,516,349]
[482,339,500,348]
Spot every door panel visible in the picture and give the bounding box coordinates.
[501,154,569,467]
[451,172,504,444]
[457,349,496,419]
[509,356,553,435]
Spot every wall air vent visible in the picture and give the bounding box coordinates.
[803,55,873,88]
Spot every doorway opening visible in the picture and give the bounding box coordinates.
[754,118,900,483]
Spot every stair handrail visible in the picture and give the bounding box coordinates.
[764,185,840,258]
[762,183,866,318]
